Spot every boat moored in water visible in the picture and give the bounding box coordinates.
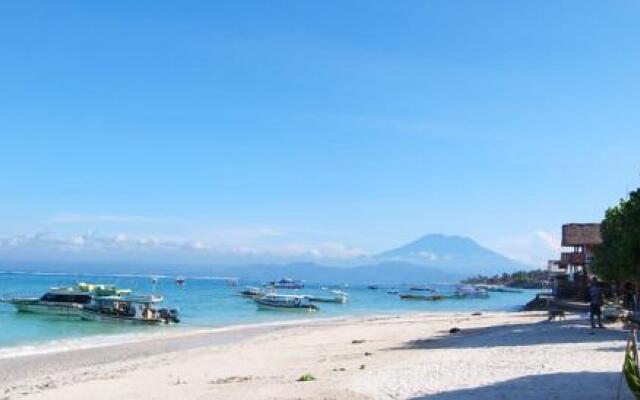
[453,285,489,299]
[80,294,180,324]
[239,286,266,298]
[400,292,445,301]
[305,290,348,304]
[254,293,318,311]
[409,285,434,292]
[1,283,131,316]
[474,284,523,293]
[266,277,304,289]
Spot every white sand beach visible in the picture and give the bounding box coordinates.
[0,312,634,400]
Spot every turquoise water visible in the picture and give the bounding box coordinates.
[0,272,537,353]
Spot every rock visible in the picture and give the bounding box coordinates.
[352,339,366,344]
[364,352,373,356]
[449,327,461,334]
[359,364,366,370]
[471,312,482,316]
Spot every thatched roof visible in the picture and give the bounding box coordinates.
[561,223,602,246]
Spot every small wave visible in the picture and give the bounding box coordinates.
[0,331,172,360]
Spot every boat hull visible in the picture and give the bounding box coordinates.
[79,310,168,325]
[8,301,84,317]
[400,294,444,301]
[307,297,346,304]
[255,301,318,312]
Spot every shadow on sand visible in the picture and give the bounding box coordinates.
[409,371,634,399]
[386,317,628,351]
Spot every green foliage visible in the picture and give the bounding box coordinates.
[462,269,548,288]
[593,188,640,282]
[297,373,316,382]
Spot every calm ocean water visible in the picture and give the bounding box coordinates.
[0,272,537,355]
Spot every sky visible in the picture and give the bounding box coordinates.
[0,1,639,268]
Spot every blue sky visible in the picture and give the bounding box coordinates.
[1,1,639,266]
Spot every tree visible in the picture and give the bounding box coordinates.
[592,188,640,282]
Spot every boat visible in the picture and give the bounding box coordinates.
[176,276,186,286]
[409,285,434,292]
[80,294,180,324]
[254,293,318,311]
[305,290,348,304]
[400,292,444,301]
[474,284,522,293]
[267,277,304,289]
[387,289,399,295]
[367,284,379,290]
[238,286,265,298]
[1,283,131,316]
[453,285,489,299]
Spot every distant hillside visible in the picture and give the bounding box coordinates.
[375,234,527,277]
[0,234,529,284]
[218,261,458,284]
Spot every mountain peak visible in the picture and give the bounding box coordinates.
[375,233,525,276]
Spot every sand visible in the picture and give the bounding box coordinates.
[0,311,635,399]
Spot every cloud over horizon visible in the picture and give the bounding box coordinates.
[0,230,366,265]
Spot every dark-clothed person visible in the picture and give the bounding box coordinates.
[588,277,604,329]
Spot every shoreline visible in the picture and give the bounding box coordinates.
[1,310,635,399]
[0,307,523,360]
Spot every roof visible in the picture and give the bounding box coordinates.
[561,223,602,246]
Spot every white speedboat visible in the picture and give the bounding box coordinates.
[453,285,489,299]
[80,294,179,325]
[2,283,131,317]
[306,290,348,304]
[254,293,318,311]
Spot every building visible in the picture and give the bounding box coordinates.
[549,223,602,300]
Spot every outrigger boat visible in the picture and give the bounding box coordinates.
[305,290,348,304]
[254,293,318,311]
[1,283,131,316]
[80,294,179,325]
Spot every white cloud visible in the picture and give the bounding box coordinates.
[0,231,365,263]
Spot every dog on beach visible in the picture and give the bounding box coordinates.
[547,310,566,321]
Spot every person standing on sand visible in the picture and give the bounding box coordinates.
[588,277,604,329]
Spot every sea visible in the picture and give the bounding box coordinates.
[0,271,538,358]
